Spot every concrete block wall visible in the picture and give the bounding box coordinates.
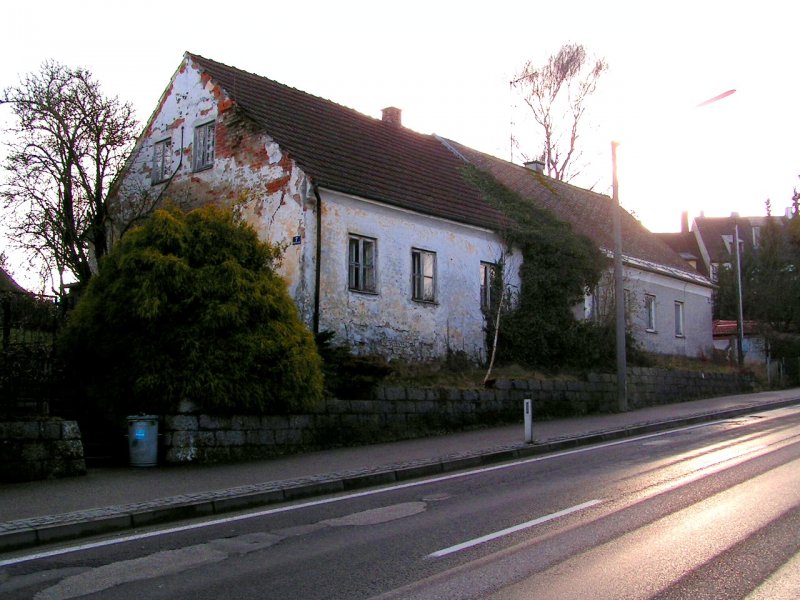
[160,368,752,464]
[0,418,87,482]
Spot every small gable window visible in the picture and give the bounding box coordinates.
[412,249,436,303]
[151,138,172,184]
[348,235,377,293]
[193,121,216,172]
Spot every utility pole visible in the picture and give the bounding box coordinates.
[734,223,745,368]
[611,141,628,411]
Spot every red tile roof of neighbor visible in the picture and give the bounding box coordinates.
[186,53,707,285]
[713,320,759,337]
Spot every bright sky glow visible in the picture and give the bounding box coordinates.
[2,0,799,288]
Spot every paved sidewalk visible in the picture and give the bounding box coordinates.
[2,388,800,553]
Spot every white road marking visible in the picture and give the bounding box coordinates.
[0,417,763,567]
[428,499,603,558]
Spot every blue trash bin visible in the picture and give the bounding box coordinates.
[127,415,159,467]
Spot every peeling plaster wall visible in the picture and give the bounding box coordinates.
[113,57,317,323]
[317,190,521,361]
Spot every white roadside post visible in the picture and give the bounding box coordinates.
[524,398,533,443]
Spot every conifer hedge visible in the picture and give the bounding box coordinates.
[59,204,323,415]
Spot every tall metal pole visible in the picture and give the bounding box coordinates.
[611,141,628,411]
[734,223,745,368]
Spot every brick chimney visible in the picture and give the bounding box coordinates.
[681,211,689,233]
[523,159,545,174]
[381,107,402,127]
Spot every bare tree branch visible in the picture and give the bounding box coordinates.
[512,43,607,182]
[1,60,138,296]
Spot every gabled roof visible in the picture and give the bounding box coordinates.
[188,53,503,230]
[655,231,708,277]
[185,53,707,286]
[0,267,27,294]
[445,140,708,285]
[692,215,789,265]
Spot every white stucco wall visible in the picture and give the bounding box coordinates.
[316,189,520,361]
[625,266,714,358]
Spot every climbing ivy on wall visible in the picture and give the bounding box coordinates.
[463,165,610,370]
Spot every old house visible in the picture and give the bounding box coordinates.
[110,52,713,362]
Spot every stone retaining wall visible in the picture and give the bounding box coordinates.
[0,418,87,482]
[161,368,752,464]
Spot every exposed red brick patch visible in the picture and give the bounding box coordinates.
[168,117,185,130]
[266,175,291,195]
[217,97,234,113]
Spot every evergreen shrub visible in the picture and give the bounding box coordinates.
[59,203,323,415]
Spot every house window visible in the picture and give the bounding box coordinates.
[193,121,216,171]
[480,262,498,310]
[674,301,685,337]
[412,249,436,302]
[151,138,172,184]
[645,294,657,332]
[752,226,761,248]
[348,235,376,293]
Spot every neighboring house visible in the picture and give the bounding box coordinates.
[0,268,27,294]
[654,212,708,277]
[713,320,767,365]
[109,52,713,361]
[660,212,791,283]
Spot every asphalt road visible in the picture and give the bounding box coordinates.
[3,405,800,599]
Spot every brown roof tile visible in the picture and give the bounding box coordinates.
[188,53,504,230]
[187,53,707,286]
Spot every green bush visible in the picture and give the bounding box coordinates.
[59,204,324,415]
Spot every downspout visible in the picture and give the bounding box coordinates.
[312,183,323,335]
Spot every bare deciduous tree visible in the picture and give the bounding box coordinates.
[512,43,607,182]
[1,61,138,295]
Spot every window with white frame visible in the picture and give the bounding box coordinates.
[674,301,685,337]
[152,138,172,184]
[348,235,376,293]
[645,294,657,331]
[480,262,498,310]
[412,249,436,302]
[193,121,216,171]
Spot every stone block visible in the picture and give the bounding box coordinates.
[199,415,232,430]
[406,388,427,401]
[40,421,62,440]
[60,420,82,440]
[262,415,290,430]
[164,415,198,431]
[494,379,512,390]
[53,439,85,460]
[326,398,350,413]
[246,429,274,446]
[232,415,261,430]
[215,430,245,446]
[20,442,48,462]
[289,415,313,429]
[383,387,407,401]
[0,421,39,439]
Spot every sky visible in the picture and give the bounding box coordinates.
[2,0,799,287]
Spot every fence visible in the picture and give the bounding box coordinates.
[0,291,66,416]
